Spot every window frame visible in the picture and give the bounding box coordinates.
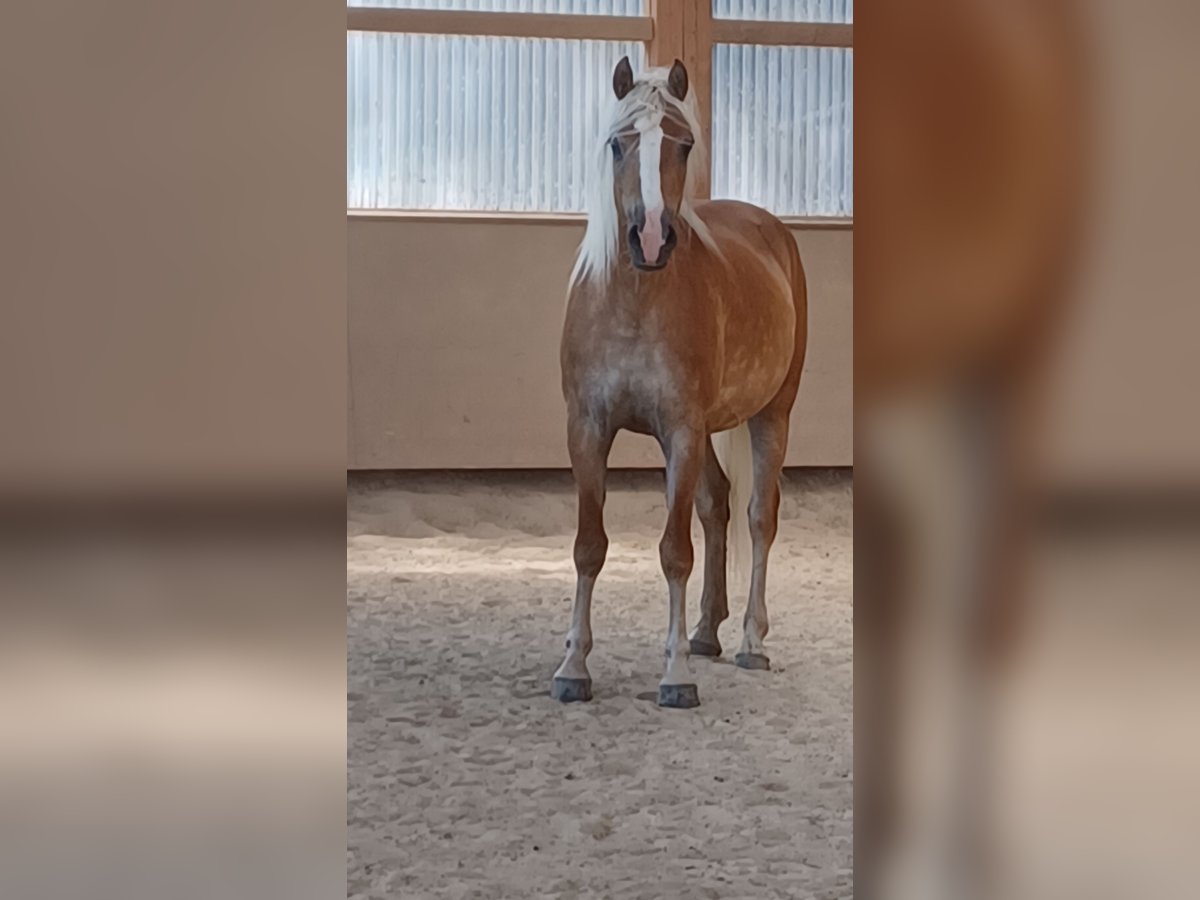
[346,4,853,225]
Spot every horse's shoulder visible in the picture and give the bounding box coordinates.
[690,200,795,278]
[693,200,791,253]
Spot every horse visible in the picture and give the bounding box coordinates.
[552,56,808,709]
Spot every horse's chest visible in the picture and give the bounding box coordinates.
[576,341,680,418]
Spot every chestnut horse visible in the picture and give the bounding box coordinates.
[553,58,808,708]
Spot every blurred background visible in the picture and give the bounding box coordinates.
[0,2,347,899]
[857,2,1200,898]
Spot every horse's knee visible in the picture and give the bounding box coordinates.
[574,531,608,577]
[659,529,694,582]
[749,488,781,545]
[750,515,777,547]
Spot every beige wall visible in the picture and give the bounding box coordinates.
[348,216,851,468]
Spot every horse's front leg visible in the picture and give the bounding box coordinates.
[551,415,613,703]
[657,423,705,708]
[690,437,730,658]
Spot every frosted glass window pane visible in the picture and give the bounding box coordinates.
[711,44,852,216]
[712,0,852,23]
[350,0,645,12]
[347,34,644,210]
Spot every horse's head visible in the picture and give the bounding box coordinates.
[608,57,694,271]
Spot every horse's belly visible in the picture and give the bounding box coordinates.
[711,361,789,427]
[710,300,796,428]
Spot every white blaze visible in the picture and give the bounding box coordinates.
[635,112,666,264]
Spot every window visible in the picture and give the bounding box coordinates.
[348,34,643,210]
[712,45,852,216]
[713,0,853,25]
[346,1,853,216]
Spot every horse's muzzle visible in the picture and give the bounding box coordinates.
[629,222,677,271]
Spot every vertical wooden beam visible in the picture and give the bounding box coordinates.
[649,1,712,197]
[647,0,685,68]
[682,1,713,197]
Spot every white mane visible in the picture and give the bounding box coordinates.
[569,66,719,287]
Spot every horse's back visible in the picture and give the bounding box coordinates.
[696,200,796,270]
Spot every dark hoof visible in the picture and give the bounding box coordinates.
[689,638,722,658]
[735,652,771,671]
[551,677,592,703]
[657,683,700,709]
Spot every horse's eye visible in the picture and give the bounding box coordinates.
[609,137,623,161]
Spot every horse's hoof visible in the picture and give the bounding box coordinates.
[689,638,722,658]
[657,683,700,709]
[735,652,771,671]
[551,677,592,703]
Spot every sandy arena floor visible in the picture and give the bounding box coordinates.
[348,470,852,900]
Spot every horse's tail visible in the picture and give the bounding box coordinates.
[712,422,753,586]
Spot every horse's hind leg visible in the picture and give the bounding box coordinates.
[735,408,791,671]
[552,417,612,703]
[690,438,730,658]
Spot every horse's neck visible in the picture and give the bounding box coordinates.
[607,262,678,314]
[607,221,705,305]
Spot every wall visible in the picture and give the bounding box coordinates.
[348,215,852,468]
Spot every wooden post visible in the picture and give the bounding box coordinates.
[647,0,685,67]
[648,1,713,198]
[683,2,713,198]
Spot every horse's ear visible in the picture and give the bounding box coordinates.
[667,59,689,101]
[613,56,634,100]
